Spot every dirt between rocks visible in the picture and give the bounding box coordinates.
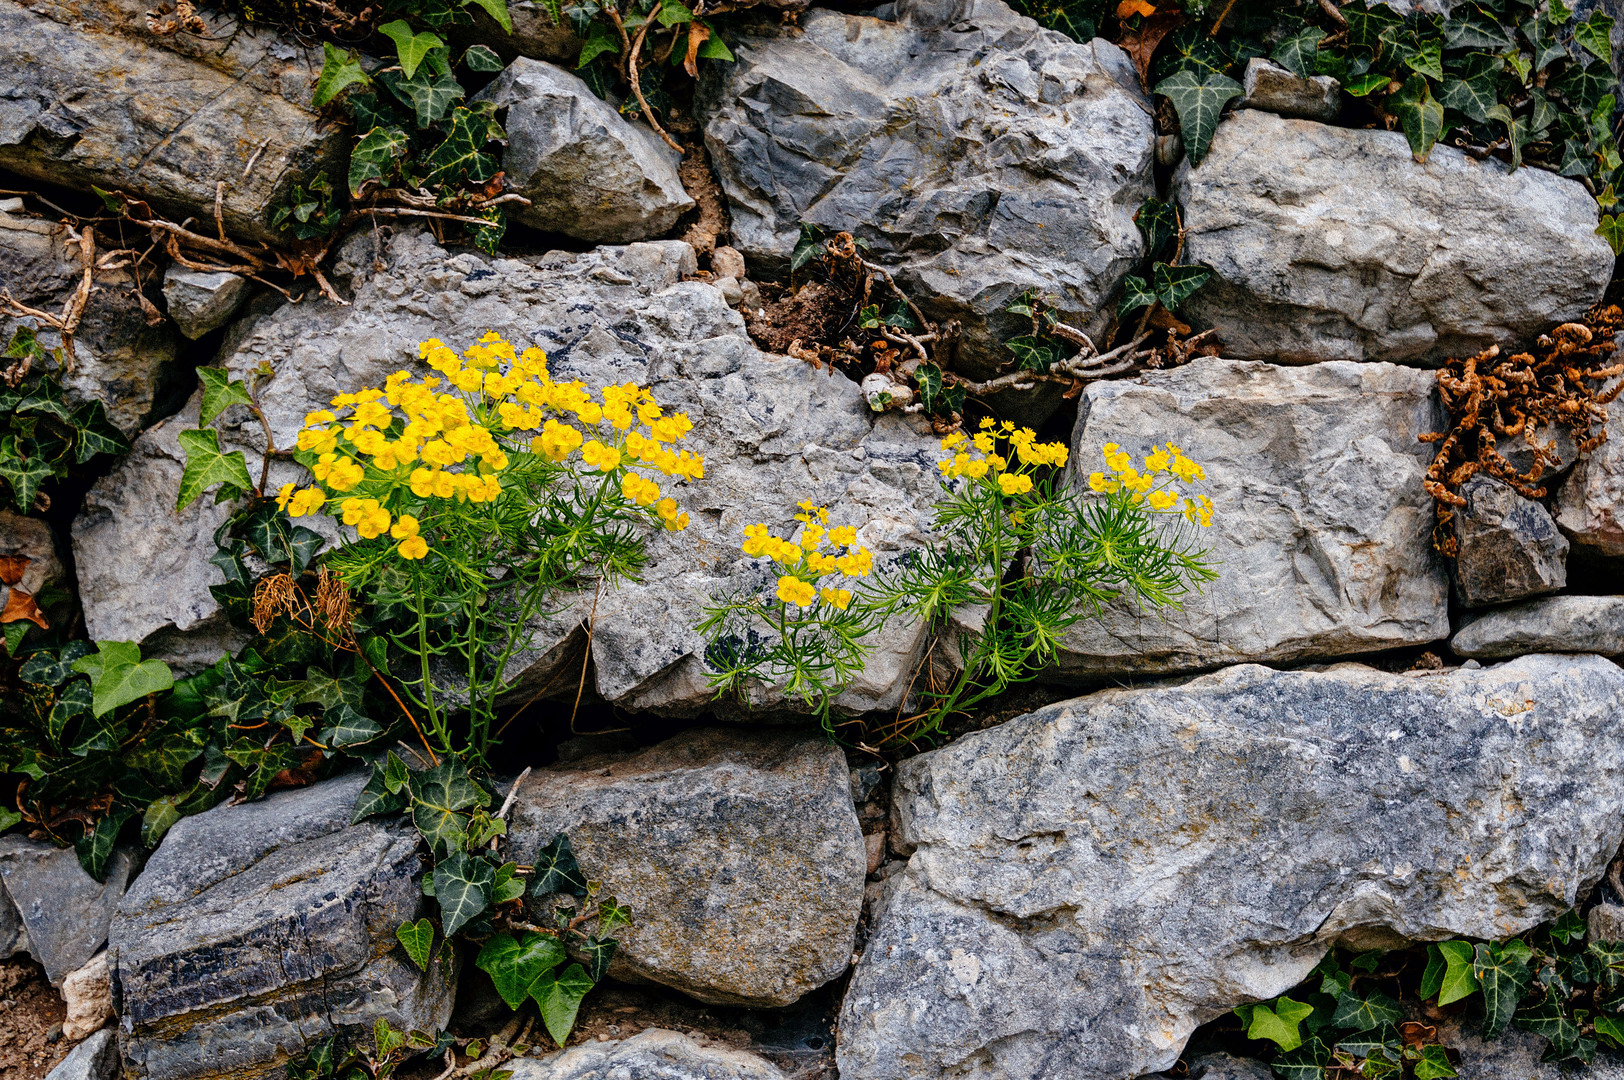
[0,957,69,1080]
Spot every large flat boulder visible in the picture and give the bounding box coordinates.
[0,0,346,241]
[73,228,944,711]
[1175,110,1613,364]
[109,772,453,1080]
[837,654,1624,1080]
[507,728,865,1007]
[697,0,1154,380]
[1056,357,1448,679]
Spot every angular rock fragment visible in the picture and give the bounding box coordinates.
[1058,357,1448,678]
[0,838,135,987]
[1451,475,1568,608]
[507,728,865,1007]
[162,268,251,340]
[109,773,453,1080]
[61,951,114,1042]
[45,1029,120,1080]
[476,59,694,242]
[1451,594,1624,658]
[1176,110,1614,364]
[838,654,1624,1080]
[1557,400,1624,557]
[1239,58,1340,121]
[505,1029,789,1080]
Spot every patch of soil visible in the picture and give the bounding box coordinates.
[743,281,857,356]
[0,957,69,1080]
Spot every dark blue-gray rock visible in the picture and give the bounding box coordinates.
[0,838,135,987]
[109,772,453,1080]
[507,728,865,1007]
[697,0,1155,382]
[1557,395,1624,557]
[0,0,346,241]
[1057,357,1448,679]
[1176,110,1613,364]
[1451,475,1569,608]
[475,59,693,242]
[838,654,1624,1080]
[1451,594,1624,659]
[506,1029,788,1080]
[162,268,251,340]
[1239,58,1340,121]
[45,1029,120,1080]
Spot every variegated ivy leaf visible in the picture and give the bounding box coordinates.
[1388,74,1446,161]
[1271,26,1325,79]
[1154,69,1242,165]
[432,851,494,936]
[313,42,372,108]
[353,759,409,823]
[409,756,485,857]
[531,832,589,897]
[1473,938,1533,1038]
[348,126,411,197]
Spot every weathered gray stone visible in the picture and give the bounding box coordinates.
[698,0,1155,381]
[0,838,134,987]
[61,950,114,1042]
[1147,1055,1273,1080]
[0,509,64,635]
[838,654,1624,1080]
[1239,58,1340,121]
[0,0,346,241]
[1451,594,1624,658]
[1176,110,1614,365]
[1557,398,1624,556]
[162,268,251,340]
[1452,476,1569,608]
[506,1029,788,1080]
[1591,903,1624,942]
[45,1029,120,1080]
[1056,357,1448,679]
[508,728,865,1006]
[110,772,454,1080]
[1435,1016,1624,1079]
[475,59,693,242]
[77,228,944,712]
[0,210,178,436]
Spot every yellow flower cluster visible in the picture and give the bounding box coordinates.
[1087,442,1214,526]
[742,501,872,609]
[276,332,704,560]
[937,419,1069,489]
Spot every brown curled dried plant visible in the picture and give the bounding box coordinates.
[1421,305,1624,556]
[252,566,356,641]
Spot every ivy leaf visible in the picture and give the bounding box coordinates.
[463,0,513,33]
[321,702,384,748]
[1435,939,1480,1005]
[531,832,589,897]
[577,20,622,68]
[490,861,526,905]
[396,918,436,971]
[475,931,566,1009]
[1591,940,1624,989]
[461,44,505,72]
[1330,990,1402,1032]
[1155,26,1230,81]
[656,0,693,26]
[1444,8,1512,49]
[196,367,254,427]
[17,378,73,422]
[432,851,494,936]
[176,428,252,511]
[697,21,733,61]
[1474,939,1534,1038]
[378,63,464,128]
[1117,274,1158,316]
[1154,69,1243,165]
[1344,1,1401,55]
[1239,995,1315,1051]
[417,103,503,188]
[1333,1023,1400,1060]
[348,126,410,197]
[20,641,93,687]
[141,795,183,848]
[580,936,617,982]
[72,641,175,717]
[313,42,372,107]
[1579,11,1617,65]
[1440,70,1500,123]
[1556,63,1620,112]
[125,726,206,789]
[353,759,410,822]
[1271,1034,1331,1080]
[1516,999,1592,1060]
[1271,26,1325,79]
[71,403,127,464]
[0,435,55,511]
[1345,71,1394,96]
[75,807,135,881]
[1005,336,1057,372]
[1389,74,1447,161]
[44,678,92,748]
[1134,196,1180,262]
[409,757,485,857]
[1595,1013,1624,1048]
[534,962,593,1047]
[378,20,445,80]
[1551,908,1587,945]
[1153,263,1212,310]
[1413,1044,1458,1079]
[384,750,410,794]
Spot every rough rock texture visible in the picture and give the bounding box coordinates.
[162,268,251,340]
[1592,903,1624,942]
[1436,1016,1624,1079]
[1239,58,1340,120]
[1057,357,1448,679]
[1151,1055,1273,1080]
[1175,110,1614,364]
[698,0,1155,379]
[453,0,581,65]
[0,838,135,986]
[1557,399,1624,556]
[507,728,865,1007]
[0,0,346,241]
[0,509,64,633]
[45,1029,120,1080]
[475,59,693,242]
[506,1030,789,1080]
[1451,594,1624,658]
[110,772,453,1080]
[0,210,178,436]
[76,228,944,711]
[1451,475,1569,608]
[61,951,114,1042]
[838,655,1624,1080]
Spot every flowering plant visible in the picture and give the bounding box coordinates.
[701,419,1216,746]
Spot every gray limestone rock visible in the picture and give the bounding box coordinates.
[1451,594,1624,658]
[1557,395,1624,557]
[475,59,694,242]
[697,0,1155,383]
[74,228,945,713]
[838,654,1624,1080]
[0,0,347,241]
[0,838,135,987]
[1434,1016,1624,1079]
[1451,475,1569,608]
[1239,58,1340,121]
[1591,903,1624,942]
[162,268,252,340]
[0,509,64,636]
[1175,110,1614,364]
[507,728,865,1006]
[45,1029,120,1080]
[506,1029,788,1080]
[1057,357,1449,679]
[109,772,454,1080]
